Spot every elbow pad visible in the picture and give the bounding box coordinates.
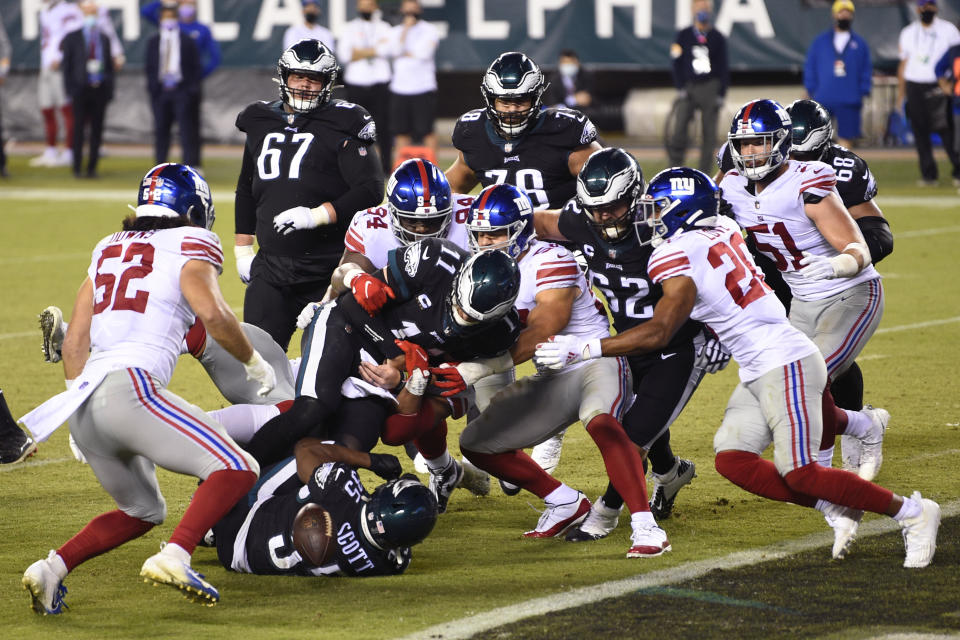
[855,216,894,264]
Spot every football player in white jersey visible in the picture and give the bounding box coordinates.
[719,99,887,482]
[535,168,941,569]
[454,184,670,557]
[20,164,277,613]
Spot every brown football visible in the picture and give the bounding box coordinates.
[292,503,335,567]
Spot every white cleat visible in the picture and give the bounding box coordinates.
[821,501,863,560]
[531,430,566,476]
[39,306,65,364]
[839,434,861,473]
[523,492,590,538]
[565,496,623,542]
[627,522,672,558]
[22,551,68,615]
[901,492,941,569]
[29,148,59,167]
[140,546,219,605]
[857,405,889,481]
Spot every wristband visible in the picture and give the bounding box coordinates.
[234,244,255,260]
[310,204,334,227]
[841,242,872,269]
[831,252,861,278]
[342,268,365,289]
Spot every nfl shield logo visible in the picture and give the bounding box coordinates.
[608,248,617,258]
[287,114,295,124]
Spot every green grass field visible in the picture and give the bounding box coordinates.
[1,148,959,639]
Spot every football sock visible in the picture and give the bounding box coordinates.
[62,105,74,147]
[42,109,57,147]
[0,389,21,434]
[206,403,281,445]
[830,361,864,411]
[382,401,436,445]
[714,450,817,507]
[461,448,560,498]
[630,511,657,529]
[817,446,834,467]
[414,419,448,460]
[57,510,155,571]
[647,430,676,475]
[601,483,625,511]
[819,387,849,451]
[783,463,894,515]
[424,450,452,472]
[893,495,922,522]
[585,414,649,513]
[169,469,257,554]
[840,409,871,438]
[544,483,579,506]
[245,396,327,466]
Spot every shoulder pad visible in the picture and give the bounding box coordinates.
[539,107,598,146]
[453,110,487,144]
[319,99,377,141]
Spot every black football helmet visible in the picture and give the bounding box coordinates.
[448,249,521,329]
[136,163,215,229]
[481,52,548,139]
[361,475,438,550]
[277,38,340,112]
[576,147,644,243]
[787,99,833,161]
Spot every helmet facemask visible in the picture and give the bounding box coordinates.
[277,39,340,113]
[390,206,452,246]
[576,149,643,245]
[729,130,789,181]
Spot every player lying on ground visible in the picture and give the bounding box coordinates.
[214,437,437,577]
[535,167,941,569]
[21,164,276,614]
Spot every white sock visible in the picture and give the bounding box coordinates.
[893,496,922,522]
[161,542,191,563]
[544,483,579,506]
[842,409,871,438]
[424,450,453,472]
[817,446,835,467]
[207,403,281,445]
[814,499,830,513]
[49,552,69,579]
[630,511,657,529]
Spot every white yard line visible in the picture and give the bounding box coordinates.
[0,456,73,473]
[394,500,960,640]
[875,316,960,335]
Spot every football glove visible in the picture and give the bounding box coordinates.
[346,270,395,316]
[234,245,255,284]
[272,204,334,236]
[243,350,277,397]
[297,302,322,329]
[395,340,429,378]
[404,368,430,397]
[428,353,512,397]
[533,335,602,371]
[368,453,402,480]
[798,251,859,281]
[695,335,731,374]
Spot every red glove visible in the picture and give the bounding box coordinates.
[348,272,395,316]
[428,363,467,397]
[395,340,429,378]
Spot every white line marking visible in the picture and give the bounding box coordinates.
[895,226,960,239]
[0,456,73,473]
[876,196,960,208]
[0,253,90,266]
[0,188,131,201]
[395,500,960,640]
[0,331,38,340]
[875,316,960,334]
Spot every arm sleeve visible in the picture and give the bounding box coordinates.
[855,216,894,264]
[336,291,404,359]
[670,31,685,89]
[234,144,258,235]
[331,138,386,231]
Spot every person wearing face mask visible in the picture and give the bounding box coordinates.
[60,0,115,178]
[145,2,202,169]
[283,0,335,51]
[544,49,594,111]
[666,0,729,175]
[142,0,220,170]
[387,0,440,167]
[803,1,872,149]
[338,0,394,173]
[897,0,960,186]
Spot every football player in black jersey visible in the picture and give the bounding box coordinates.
[243,240,521,468]
[531,148,729,536]
[445,52,602,211]
[714,99,893,469]
[214,437,438,577]
[234,39,385,351]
